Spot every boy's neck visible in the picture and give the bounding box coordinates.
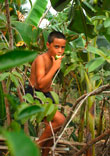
[46,51,53,60]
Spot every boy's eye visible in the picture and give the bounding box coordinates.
[54,45,59,48]
[62,46,65,49]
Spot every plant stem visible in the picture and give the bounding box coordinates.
[5,0,13,49]
[2,81,11,126]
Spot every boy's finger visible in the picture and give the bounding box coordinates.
[51,56,55,61]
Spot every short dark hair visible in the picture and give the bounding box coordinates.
[48,31,66,43]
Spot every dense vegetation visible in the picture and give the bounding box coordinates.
[0,0,110,155]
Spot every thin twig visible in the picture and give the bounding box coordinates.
[49,122,55,156]
[52,69,60,85]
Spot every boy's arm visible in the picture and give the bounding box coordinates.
[35,55,62,91]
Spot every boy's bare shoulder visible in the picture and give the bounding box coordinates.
[34,53,45,63]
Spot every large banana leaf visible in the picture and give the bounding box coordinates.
[81,1,96,17]
[50,0,71,12]
[0,50,37,71]
[11,21,42,45]
[86,57,105,73]
[25,0,48,26]
[68,6,96,39]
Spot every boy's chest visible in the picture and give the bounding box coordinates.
[45,58,52,74]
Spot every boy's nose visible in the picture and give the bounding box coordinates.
[59,47,62,52]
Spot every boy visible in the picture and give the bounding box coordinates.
[29,31,66,156]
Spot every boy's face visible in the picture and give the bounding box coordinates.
[47,38,66,57]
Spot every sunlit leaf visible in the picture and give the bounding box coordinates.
[25,0,48,26]
[23,93,34,104]
[50,91,59,104]
[87,46,107,58]
[12,21,42,45]
[104,18,110,28]
[86,57,105,72]
[10,74,19,87]
[0,72,10,81]
[46,105,57,121]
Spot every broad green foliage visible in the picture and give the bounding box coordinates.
[16,91,58,123]
[3,131,41,156]
[50,91,59,104]
[12,21,42,45]
[68,6,96,39]
[25,0,48,26]
[86,57,105,73]
[0,50,37,71]
[17,105,44,120]
[50,0,71,12]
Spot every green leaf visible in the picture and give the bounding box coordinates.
[12,71,23,81]
[91,15,106,21]
[104,18,110,28]
[50,0,71,12]
[0,72,10,81]
[23,93,34,104]
[0,42,8,50]
[25,0,48,26]
[87,46,107,58]
[0,50,37,71]
[81,1,96,17]
[35,91,47,103]
[10,74,19,87]
[12,71,24,85]
[46,105,57,121]
[17,105,44,120]
[36,101,58,123]
[64,64,77,76]
[12,21,42,45]
[50,91,59,104]
[45,103,55,116]
[3,131,41,156]
[68,6,96,39]
[86,57,105,72]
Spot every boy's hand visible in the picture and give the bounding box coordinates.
[51,55,64,70]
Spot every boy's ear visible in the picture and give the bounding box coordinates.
[46,42,50,48]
